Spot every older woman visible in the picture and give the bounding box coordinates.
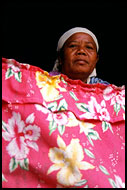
[2,27,125,188]
[50,27,109,85]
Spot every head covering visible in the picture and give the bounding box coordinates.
[52,27,98,83]
[57,27,99,52]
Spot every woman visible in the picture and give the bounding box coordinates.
[50,27,109,85]
[2,27,125,188]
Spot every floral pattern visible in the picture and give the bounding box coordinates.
[35,71,66,102]
[5,61,22,82]
[77,97,110,121]
[2,58,125,188]
[2,112,40,172]
[35,100,79,136]
[47,135,95,186]
[103,86,125,116]
[76,97,114,135]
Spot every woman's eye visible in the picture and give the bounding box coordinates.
[69,44,77,48]
[86,46,93,50]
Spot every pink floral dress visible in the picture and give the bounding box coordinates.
[2,58,125,188]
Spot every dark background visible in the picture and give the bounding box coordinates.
[2,0,127,86]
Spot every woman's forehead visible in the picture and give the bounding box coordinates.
[65,32,96,44]
[57,27,99,52]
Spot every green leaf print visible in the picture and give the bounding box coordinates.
[108,178,117,188]
[49,120,57,135]
[2,173,7,182]
[69,91,79,101]
[114,102,121,116]
[102,121,108,132]
[61,77,68,84]
[75,179,87,186]
[14,72,22,82]
[2,174,5,182]
[19,158,29,171]
[107,122,113,133]
[76,103,89,112]
[57,99,68,111]
[102,121,113,133]
[9,157,29,172]
[87,135,94,146]
[5,67,13,79]
[87,129,101,146]
[99,165,110,175]
[48,101,57,111]
[58,125,65,135]
[84,148,95,159]
[121,105,125,111]
[2,120,8,132]
[9,157,18,172]
[88,130,100,140]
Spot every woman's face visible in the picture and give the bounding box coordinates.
[60,32,99,83]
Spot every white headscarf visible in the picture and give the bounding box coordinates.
[57,27,99,52]
[53,27,99,83]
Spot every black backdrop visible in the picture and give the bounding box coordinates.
[2,0,127,86]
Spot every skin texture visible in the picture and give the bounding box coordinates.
[59,32,99,83]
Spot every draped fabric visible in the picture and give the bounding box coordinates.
[49,70,110,85]
[2,58,125,188]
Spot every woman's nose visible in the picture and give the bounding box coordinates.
[76,47,87,55]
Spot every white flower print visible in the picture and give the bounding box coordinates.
[47,136,95,187]
[114,175,125,188]
[2,112,40,160]
[47,112,68,126]
[103,86,125,106]
[103,86,125,116]
[5,60,22,82]
[35,104,79,136]
[8,63,20,73]
[103,86,114,101]
[80,97,110,122]
[78,121,96,136]
[109,175,125,188]
[99,100,110,121]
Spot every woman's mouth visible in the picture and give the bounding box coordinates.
[74,59,89,65]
